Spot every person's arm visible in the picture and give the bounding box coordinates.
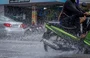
[58,13,61,21]
[85,12,90,17]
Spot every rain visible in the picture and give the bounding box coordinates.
[0,0,90,58]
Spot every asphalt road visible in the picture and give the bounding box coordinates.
[0,33,90,58]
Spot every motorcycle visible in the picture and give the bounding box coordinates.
[41,20,90,54]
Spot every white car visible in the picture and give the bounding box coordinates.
[0,15,27,37]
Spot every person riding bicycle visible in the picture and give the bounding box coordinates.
[80,2,90,38]
[58,0,90,38]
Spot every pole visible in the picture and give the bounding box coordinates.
[32,6,37,25]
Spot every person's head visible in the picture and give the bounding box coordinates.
[81,2,87,7]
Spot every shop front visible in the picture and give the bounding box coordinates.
[3,0,90,25]
[4,0,65,25]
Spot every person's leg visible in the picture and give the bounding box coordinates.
[87,22,90,31]
[82,19,87,33]
[80,19,88,39]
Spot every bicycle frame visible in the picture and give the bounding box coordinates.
[45,23,90,46]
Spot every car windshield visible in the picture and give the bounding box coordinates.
[0,16,14,21]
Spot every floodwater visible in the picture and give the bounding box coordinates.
[0,32,90,58]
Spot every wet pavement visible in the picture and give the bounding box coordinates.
[0,33,90,58]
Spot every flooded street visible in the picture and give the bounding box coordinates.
[0,0,90,57]
[0,33,90,58]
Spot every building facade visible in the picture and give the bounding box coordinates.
[0,0,90,25]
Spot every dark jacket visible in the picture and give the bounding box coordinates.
[60,0,84,28]
[61,0,84,18]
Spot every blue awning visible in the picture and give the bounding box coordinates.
[56,0,67,3]
[30,0,66,3]
[0,0,66,4]
[1,0,90,5]
[0,0,9,4]
[30,0,57,3]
